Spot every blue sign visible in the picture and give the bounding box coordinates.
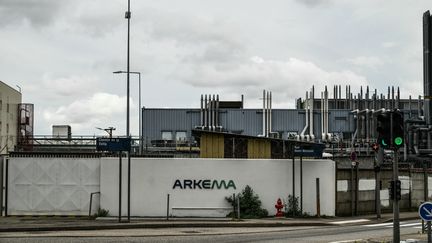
[419,202,432,221]
[96,137,131,152]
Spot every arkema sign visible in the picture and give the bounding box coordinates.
[173,179,236,190]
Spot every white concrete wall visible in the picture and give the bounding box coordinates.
[100,158,335,217]
[7,157,100,215]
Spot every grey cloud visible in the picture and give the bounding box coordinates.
[0,0,68,27]
[146,10,244,49]
[295,0,333,7]
[176,56,370,106]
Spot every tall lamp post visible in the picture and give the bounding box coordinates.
[117,0,132,222]
[113,71,142,155]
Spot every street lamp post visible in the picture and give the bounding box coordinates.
[113,71,142,155]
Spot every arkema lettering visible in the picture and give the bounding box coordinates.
[173,179,236,190]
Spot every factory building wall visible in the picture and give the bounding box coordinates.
[142,108,356,142]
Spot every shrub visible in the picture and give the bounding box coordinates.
[284,195,312,217]
[285,194,300,217]
[225,185,268,219]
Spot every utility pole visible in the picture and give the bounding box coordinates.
[125,0,131,223]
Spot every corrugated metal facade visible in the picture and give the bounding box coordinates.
[142,108,358,142]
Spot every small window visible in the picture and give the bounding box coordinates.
[6,124,9,134]
[6,103,9,113]
[161,131,173,140]
[0,100,2,110]
[175,131,187,141]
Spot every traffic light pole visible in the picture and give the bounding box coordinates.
[391,112,400,243]
[392,149,400,243]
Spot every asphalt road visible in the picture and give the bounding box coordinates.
[0,220,428,243]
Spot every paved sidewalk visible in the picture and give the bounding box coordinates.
[0,211,421,232]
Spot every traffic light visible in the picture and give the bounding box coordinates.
[389,180,395,200]
[376,110,404,149]
[389,180,402,201]
[392,111,404,148]
[377,112,391,148]
[395,180,401,201]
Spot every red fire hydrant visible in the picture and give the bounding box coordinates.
[275,198,284,217]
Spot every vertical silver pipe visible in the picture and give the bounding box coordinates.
[209,95,212,130]
[346,85,348,109]
[325,87,328,136]
[419,95,422,117]
[335,85,338,109]
[349,85,351,109]
[204,94,208,128]
[301,91,309,139]
[334,85,336,109]
[321,91,324,140]
[200,95,204,127]
[263,90,266,136]
[208,94,212,130]
[267,91,270,137]
[409,95,412,118]
[213,94,216,130]
[241,94,244,109]
[310,86,314,139]
[216,94,220,129]
[387,86,390,109]
[366,86,370,109]
[269,91,272,135]
[324,87,327,136]
[207,94,211,129]
[398,87,401,109]
[374,89,377,110]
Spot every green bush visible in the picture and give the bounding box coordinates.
[225,185,268,219]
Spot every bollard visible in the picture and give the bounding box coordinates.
[423,219,425,234]
[166,194,170,220]
[316,178,320,217]
[237,197,240,219]
[232,193,236,218]
[428,221,431,243]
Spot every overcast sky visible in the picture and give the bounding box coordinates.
[0,0,431,136]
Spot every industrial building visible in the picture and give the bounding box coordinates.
[0,81,23,154]
[142,87,420,147]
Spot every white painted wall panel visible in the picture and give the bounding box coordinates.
[100,158,335,217]
[8,157,100,215]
